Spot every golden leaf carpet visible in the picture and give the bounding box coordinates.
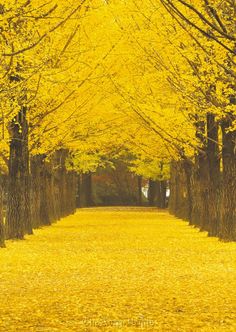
[0,208,236,331]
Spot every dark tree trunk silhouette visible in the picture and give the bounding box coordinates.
[0,181,5,247]
[76,174,81,208]
[6,107,32,239]
[148,179,157,207]
[169,161,192,220]
[156,180,167,208]
[31,156,42,228]
[219,122,236,241]
[137,176,142,206]
[39,156,51,227]
[205,114,221,236]
[81,173,93,207]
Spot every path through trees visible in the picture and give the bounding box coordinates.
[0,1,236,245]
[0,208,235,331]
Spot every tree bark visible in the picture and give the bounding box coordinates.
[148,179,157,207]
[6,107,32,239]
[137,176,142,206]
[0,180,5,247]
[30,156,42,228]
[169,161,192,219]
[39,157,51,226]
[205,114,221,236]
[22,107,32,235]
[76,174,81,208]
[169,161,177,214]
[156,180,167,209]
[219,123,236,241]
[81,173,93,207]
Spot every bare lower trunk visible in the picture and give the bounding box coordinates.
[137,176,142,206]
[81,173,93,207]
[31,156,42,228]
[169,161,177,214]
[66,171,77,214]
[169,161,192,220]
[0,182,5,247]
[156,180,167,209]
[6,107,33,239]
[205,114,221,237]
[148,179,157,207]
[39,157,51,226]
[76,174,81,208]
[219,125,236,241]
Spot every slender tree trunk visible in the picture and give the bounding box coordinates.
[30,156,42,228]
[189,119,209,230]
[76,174,81,208]
[73,171,78,212]
[148,179,157,206]
[6,107,32,239]
[56,150,68,217]
[182,159,193,220]
[191,151,209,230]
[169,161,191,219]
[60,165,67,217]
[0,181,5,247]
[206,114,221,236]
[219,123,236,241]
[22,108,32,235]
[137,176,142,206]
[156,180,167,209]
[81,173,93,207]
[185,115,220,235]
[52,167,61,222]
[47,169,57,223]
[39,157,51,226]
[66,171,77,214]
[169,161,177,214]
[6,120,24,238]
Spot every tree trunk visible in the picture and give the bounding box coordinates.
[219,123,236,241]
[169,161,192,219]
[205,114,221,236]
[22,108,32,235]
[137,176,142,206]
[76,174,81,208]
[182,159,193,220]
[66,171,77,214]
[39,157,51,226]
[30,156,42,228]
[156,180,167,209]
[6,107,32,239]
[148,179,157,207]
[190,119,210,230]
[0,181,5,247]
[190,151,209,230]
[169,161,178,214]
[52,169,61,222]
[81,173,93,207]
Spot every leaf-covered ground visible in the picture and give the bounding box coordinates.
[0,208,236,331]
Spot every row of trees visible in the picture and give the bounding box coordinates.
[0,0,236,246]
[158,1,236,241]
[101,0,236,241]
[0,0,147,247]
[0,1,113,247]
[0,149,77,247]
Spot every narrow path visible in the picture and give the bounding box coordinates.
[0,208,236,331]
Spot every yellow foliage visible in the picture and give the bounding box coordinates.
[0,1,236,175]
[0,208,236,331]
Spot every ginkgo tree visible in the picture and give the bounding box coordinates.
[97,0,236,239]
[0,0,94,240]
[0,0,236,247]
